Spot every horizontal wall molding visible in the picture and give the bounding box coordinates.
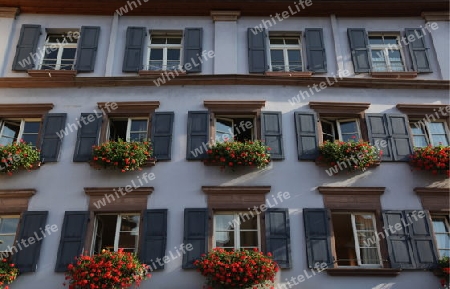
[204,100,265,112]
[421,11,450,21]
[210,10,241,21]
[318,186,385,195]
[396,103,450,118]
[0,7,19,18]
[98,101,160,116]
[0,103,54,117]
[202,186,271,195]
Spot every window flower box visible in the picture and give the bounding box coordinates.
[0,141,41,176]
[90,140,153,172]
[434,257,450,289]
[0,257,19,289]
[317,140,382,174]
[204,140,271,170]
[409,145,450,176]
[194,248,278,289]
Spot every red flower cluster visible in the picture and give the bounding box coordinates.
[91,139,152,172]
[438,256,450,289]
[410,145,450,176]
[194,248,278,289]
[64,249,151,289]
[204,140,271,170]
[0,140,40,176]
[0,258,19,289]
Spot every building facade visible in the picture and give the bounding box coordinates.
[0,1,448,288]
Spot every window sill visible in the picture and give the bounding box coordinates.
[265,71,313,77]
[89,158,156,170]
[370,72,417,79]
[27,70,77,78]
[326,268,401,276]
[138,70,186,77]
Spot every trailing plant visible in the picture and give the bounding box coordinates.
[64,249,151,289]
[205,140,271,169]
[0,258,19,289]
[194,248,278,289]
[91,139,152,172]
[409,145,450,176]
[0,140,40,176]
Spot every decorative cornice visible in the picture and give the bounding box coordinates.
[84,187,154,196]
[0,189,36,198]
[396,103,449,118]
[202,186,271,195]
[318,187,385,195]
[309,102,371,115]
[414,187,450,195]
[210,10,241,21]
[0,7,19,18]
[97,101,160,116]
[421,11,450,22]
[0,103,54,117]
[28,70,77,78]
[204,100,265,112]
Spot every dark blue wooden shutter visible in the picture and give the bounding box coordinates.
[294,112,318,160]
[40,113,67,162]
[386,114,413,162]
[366,114,393,161]
[186,111,209,160]
[75,26,100,72]
[182,208,208,269]
[13,211,48,273]
[73,113,102,162]
[55,211,89,272]
[347,28,371,73]
[248,28,267,73]
[303,209,334,268]
[383,211,416,269]
[151,112,174,161]
[406,210,438,269]
[183,28,203,73]
[12,24,41,71]
[122,27,146,72]
[140,209,168,270]
[305,28,327,73]
[261,111,284,160]
[266,209,291,269]
[405,29,432,73]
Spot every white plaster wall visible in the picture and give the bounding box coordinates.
[427,20,450,80]
[0,85,447,289]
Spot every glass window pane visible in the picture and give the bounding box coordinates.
[429,122,446,134]
[62,48,76,60]
[240,215,257,230]
[44,49,59,60]
[431,135,449,146]
[167,49,180,61]
[269,38,284,45]
[0,218,19,234]
[0,236,16,251]
[322,121,335,142]
[384,36,398,45]
[21,134,38,145]
[23,122,40,133]
[240,231,259,247]
[340,121,358,134]
[148,61,163,71]
[270,50,284,62]
[151,37,166,44]
[413,136,429,147]
[215,231,234,247]
[410,124,425,135]
[368,36,383,45]
[359,248,380,265]
[120,215,139,231]
[150,49,163,60]
[388,50,404,71]
[371,50,387,72]
[167,37,181,44]
[130,120,148,132]
[129,133,148,142]
[216,119,233,142]
[215,215,235,231]
[284,38,299,45]
[1,121,20,138]
[118,232,139,251]
[354,214,375,230]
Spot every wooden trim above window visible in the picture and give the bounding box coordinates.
[0,7,19,18]
[202,186,271,195]
[318,187,385,211]
[421,11,450,22]
[371,72,417,79]
[210,10,241,21]
[84,187,153,211]
[309,102,370,116]
[415,187,450,212]
[0,103,54,118]
[97,101,160,117]
[326,268,401,276]
[202,186,271,209]
[396,104,450,119]
[203,101,266,113]
[0,189,35,214]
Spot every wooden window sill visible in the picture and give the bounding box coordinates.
[370,72,417,79]
[265,71,313,77]
[27,70,77,78]
[326,268,401,276]
[138,70,186,76]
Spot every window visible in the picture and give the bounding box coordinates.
[0,119,40,146]
[215,116,255,142]
[40,32,78,70]
[108,118,149,142]
[269,36,302,72]
[147,33,182,71]
[432,216,450,257]
[0,216,20,253]
[214,212,261,250]
[410,121,449,147]
[321,119,361,142]
[368,34,405,72]
[331,212,382,267]
[92,214,140,254]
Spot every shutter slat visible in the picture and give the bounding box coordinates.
[73,113,102,162]
[183,28,203,73]
[40,113,67,162]
[75,26,100,72]
[248,28,267,73]
[151,112,174,161]
[55,211,89,272]
[12,24,41,71]
[405,29,432,73]
[261,111,284,160]
[366,113,393,161]
[265,208,291,268]
[303,209,334,268]
[122,27,146,72]
[382,211,416,269]
[186,111,209,160]
[305,28,327,73]
[386,114,413,162]
[294,112,319,160]
[140,209,168,271]
[13,211,48,273]
[182,208,208,269]
[347,28,371,73]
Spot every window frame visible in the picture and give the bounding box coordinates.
[368,33,406,73]
[0,215,21,253]
[146,33,183,71]
[214,115,256,143]
[409,120,449,147]
[39,32,78,71]
[431,215,450,258]
[0,118,41,147]
[268,35,303,72]
[107,117,149,142]
[321,118,362,142]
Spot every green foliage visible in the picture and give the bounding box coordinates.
[0,141,40,176]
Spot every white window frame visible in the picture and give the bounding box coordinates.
[214,115,256,142]
[332,212,383,268]
[431,215,450,257]
[108,117,149,142]
[321,118,361,142]
[147,33,183,71]
[410,120,450,147]
[269,36,303,72]
[0,215,20,252]
[0,119,41,146]
[39,33,78,70]
[91,213,140,254]
[213,212,261,251]
[368,34,406,72]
